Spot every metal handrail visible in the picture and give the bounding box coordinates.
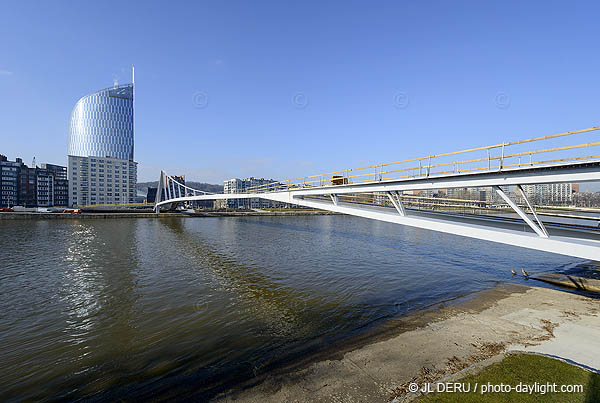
[303,191,600,222]
[247,126,600,192]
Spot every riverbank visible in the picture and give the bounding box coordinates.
[214,285,600,402]
[0,211,184,219]
[0,210,338,220]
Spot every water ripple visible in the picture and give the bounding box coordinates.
[0,216,584,401]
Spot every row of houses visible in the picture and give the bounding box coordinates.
[0,155,68,208]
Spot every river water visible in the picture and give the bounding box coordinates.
[0,216,587,400]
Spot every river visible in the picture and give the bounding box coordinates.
[0,215,587,400]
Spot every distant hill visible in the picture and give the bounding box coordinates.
[136,181,223,195]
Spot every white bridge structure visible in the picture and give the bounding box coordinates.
[155,127,600,261]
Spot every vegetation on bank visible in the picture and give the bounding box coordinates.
[419,353,599,402]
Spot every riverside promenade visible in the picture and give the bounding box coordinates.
[215,285,600,402]
[0,210,337,220]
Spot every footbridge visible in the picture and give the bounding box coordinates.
[155,127,600,260]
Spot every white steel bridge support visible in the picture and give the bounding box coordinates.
[154,161,600,261]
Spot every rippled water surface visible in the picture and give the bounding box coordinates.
[0,216,585,400]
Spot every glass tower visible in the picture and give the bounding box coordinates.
[67,76,137,207]
[68,84,134,161]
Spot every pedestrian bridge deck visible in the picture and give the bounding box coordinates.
[155,126,600,260]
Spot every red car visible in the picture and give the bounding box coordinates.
[0,207,14,212]
[61,208,82,214]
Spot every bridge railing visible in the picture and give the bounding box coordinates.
[247,126,600,193]
[156,172,216,205]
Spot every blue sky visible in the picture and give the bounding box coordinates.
[1,1,599,186]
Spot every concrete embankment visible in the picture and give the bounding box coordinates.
[0,212,184,219]
[0,210,337,220]
[214,285,600,402]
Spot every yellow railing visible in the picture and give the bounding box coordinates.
[247,126,600,193]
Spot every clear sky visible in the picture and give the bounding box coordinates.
[1,1,599,187]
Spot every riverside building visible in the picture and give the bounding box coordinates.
[520,183,574,205]
[0,155,68,207]
[67,72,137,206]
[41,164,68,206]
[69,156,137,206]
[223,177,277,209]
[0,155,19,207]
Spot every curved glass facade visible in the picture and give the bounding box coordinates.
[68,84,134,161]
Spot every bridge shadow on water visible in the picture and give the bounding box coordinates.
[95,217,467,400]
[79,217,408,401]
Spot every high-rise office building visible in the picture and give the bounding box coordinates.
[68,71,137,206]
[68,84,134,160]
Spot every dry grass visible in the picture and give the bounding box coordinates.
[390,342,506,399]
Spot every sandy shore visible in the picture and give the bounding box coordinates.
[214,285,600,402]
